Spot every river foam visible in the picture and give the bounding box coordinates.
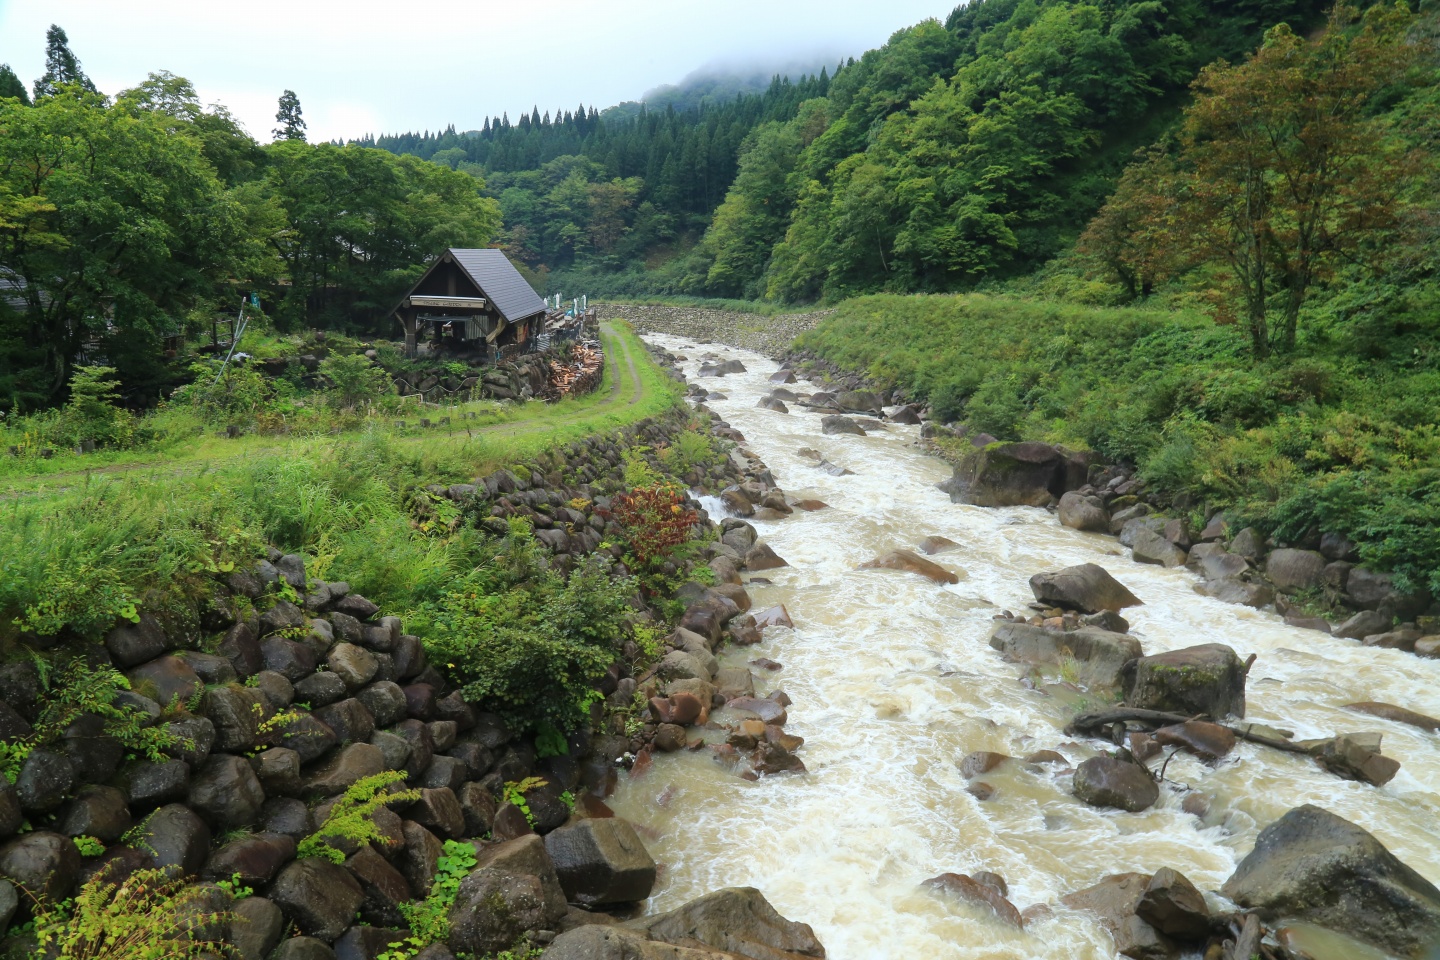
[608,333,1440,960]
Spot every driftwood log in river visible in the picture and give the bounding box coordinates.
[1067,707,1315,755]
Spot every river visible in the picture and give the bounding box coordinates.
[607,333,1440,960]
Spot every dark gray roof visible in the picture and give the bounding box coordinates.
[450,248,545,323]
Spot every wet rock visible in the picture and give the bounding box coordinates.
[1195,549,1251,581]
[260,638,318,683]
[133,803,211,874]
[1131,528,1187,568]
[313,698,375,745]
[120,758,191,807]
[345,845,412,927]
[1415,636,1440,658]
[917,535,960,555]
[859,549,960,584]
[261,797,312,839]
[1267,549,1327,592]
[294,671,346,708]
[161,716,215,766]
[272,937,337,960]
[1061,872,1177,960]
[1333,609,1392,640]
[940,441,1074,508]
[545,818,657,906]
[1222,804,1440,958]
[821,415,866,436]
[304,743,386,798]
[271,858,365,943]
[1343,702,1440,733]
[105,613,168,668]
[1194,577,1273,608]
[1283,614,1332,633]
[1030,563,1142,614]
[1312,735,1400,786]
[1153,721,1236,761]
[58,784,131,841]
[1136,868,1209,941]
[178,651,238,686]
[0,831,81,902]
[743,542,789,572]
[726,697,787,726]
[1072,756,1159,812]
[408,787,465,840]
[326,644,379,690]
[1123,643,1247,719]
[15,749,76,812]
[1362,628,1421,651]
[229,895,285,960]
[204,832,296,888]
[1058,492,1110,533]
[923,873,1024,928]
[1229,527,1264,559]
[958,752,1011,779]
[752,605,794,631]
[621,886,826,959]
[188,753,266,828]
[448,835,568,955]
[653,724,687,752]
[988,622,1143,689]
[126,655,203,707]
[457,782,497,838]
[281,713,339,764]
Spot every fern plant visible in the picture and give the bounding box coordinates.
[297,772,420,864]
[30,864,238,960]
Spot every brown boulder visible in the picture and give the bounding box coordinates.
[1030,563,1142,613]
[859,549,960,584]
[1072,756,1159,812]
[1123,643,1248,719]
[923,872,1024,928]
[1153,721,1236,761]
[1343,702,1440,733]
[1135,867,1209,940]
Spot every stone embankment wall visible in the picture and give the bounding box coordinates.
[595,303,833,358]
[0,397,822,960]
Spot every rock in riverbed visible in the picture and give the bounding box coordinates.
[1222,804,1440,958]
[860,549,960,584]
[1030,563,1143,613]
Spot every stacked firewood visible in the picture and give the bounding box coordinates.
[543,342,604,399]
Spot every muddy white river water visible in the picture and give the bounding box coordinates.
[608,333,1440,960]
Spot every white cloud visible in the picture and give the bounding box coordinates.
[0,0,955,142]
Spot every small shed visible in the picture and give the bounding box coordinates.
[391,248,547,358]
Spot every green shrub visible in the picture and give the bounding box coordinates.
[298,771,420,864]
[318,353,393,410]
[30,863,238,958]
[417,527,635,734]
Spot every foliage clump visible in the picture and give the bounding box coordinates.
[417,520,636,734]
[298,771,420,864]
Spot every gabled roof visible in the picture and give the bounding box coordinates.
[447,248,546,322]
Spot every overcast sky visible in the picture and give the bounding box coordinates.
[0,1,957,143]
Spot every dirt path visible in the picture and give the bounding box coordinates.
[1,322,651,497]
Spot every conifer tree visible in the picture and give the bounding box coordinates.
[32,25,97,100]
[0,64,29,104]
[273,89,307,141]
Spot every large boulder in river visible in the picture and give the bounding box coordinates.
[1058,492,1110,533]
[1030,563,1142,614]
[1122,643,1247,719]
[1266,548,1327,593]
[623,887,825,960]
[836,390,883,414]
[1221,804,1440,958]
[448,834,568,955]
[821,415,865,436]
[1060,873,1177,960]
[940,441,1079,508]
[1131,527,1187,568]
[1072,756,1159,812]
[987,622,1142,689]
[543,818,656,906]
[859,549,959,585]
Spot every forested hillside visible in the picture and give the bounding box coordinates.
[367,0,1341,301]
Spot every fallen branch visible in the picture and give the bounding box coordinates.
[1066,708,1311,755]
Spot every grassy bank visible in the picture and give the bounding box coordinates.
[796,294,1440,593]
[0,322,685,646]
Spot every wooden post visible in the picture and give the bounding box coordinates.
[402,309,418,357]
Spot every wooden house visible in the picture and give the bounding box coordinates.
[391,248,547,358]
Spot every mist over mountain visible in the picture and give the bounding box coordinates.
[603,52,848,120]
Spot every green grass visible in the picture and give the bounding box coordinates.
[0,322,686,648]
[798,292,1440,595]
